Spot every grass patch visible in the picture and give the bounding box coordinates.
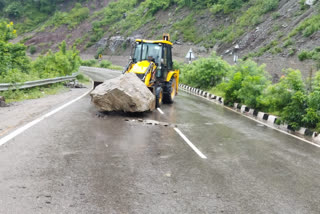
[76,74,90,83]
[40,3,89,31]
[288,13,320,38]
[0,83,67,103]
[81,59,123,71]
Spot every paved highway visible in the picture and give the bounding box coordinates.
[0,68,320,214]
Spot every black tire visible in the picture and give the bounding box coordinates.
[163,77,176,104]
[93,81,102,89]
[156,87,163,108]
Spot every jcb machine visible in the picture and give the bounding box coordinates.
[123,34,179,107]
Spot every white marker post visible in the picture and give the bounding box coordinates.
[185,48,195,64]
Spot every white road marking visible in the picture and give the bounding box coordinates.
[157,108,164,115]
[0,88,92,147]
[174,128,207,159]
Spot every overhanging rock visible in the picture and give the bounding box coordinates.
[90,73,155,112]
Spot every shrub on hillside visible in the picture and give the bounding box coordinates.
[81,59,97,67]
[29,45,37,55]
[180,53,231,89]
[99,60,112,68]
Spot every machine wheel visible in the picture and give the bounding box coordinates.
[163,77,176,104]
[156,87,163,108]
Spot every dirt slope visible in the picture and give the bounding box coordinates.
[18,0,320,79]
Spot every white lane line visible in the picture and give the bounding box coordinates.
[157,108,164,115]
[0,89,92,147]
[174,128,207,159]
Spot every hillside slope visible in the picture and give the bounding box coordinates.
[1,0,319,79]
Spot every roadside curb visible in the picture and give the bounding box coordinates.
[178,84,320,145]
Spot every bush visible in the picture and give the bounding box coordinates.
[298,51,311,61]
[99,60,112,68]
[280,91,307,130]
[221,60,270,108]
[257,69,304,113]
[289,13,320,38]
[81,59,97,67]
[29,45,37,55]
[283,39,293,48]
[31,41,81,78]
[180,53,231,89]
[76,73,90,83]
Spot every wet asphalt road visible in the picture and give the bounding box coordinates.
[79,66,122,83]
[1,69,320,214]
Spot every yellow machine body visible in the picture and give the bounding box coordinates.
[123,34,180,106]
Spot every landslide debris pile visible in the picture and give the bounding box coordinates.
[90,73,155,112]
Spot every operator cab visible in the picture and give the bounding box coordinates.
[133,42,162,66]
[132,37,173,80]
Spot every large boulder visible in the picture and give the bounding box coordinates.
[90,73,155,112]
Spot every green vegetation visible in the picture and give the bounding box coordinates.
[80,59,123,70]
[180,53,231,88]
[29,45,36,54]
[31,41,81,79]
[84,0,280,47]
[81,59,97,67]
[76,73,90,83]
[289,13,320,38]
[0,21,81,104]
[99,60,112,68]
[243,40,278,59]
[0,21,30,81]
[0,0,89,33]
[40,3,89,31]
[180,53,320,132]
[298,47,320,69]
[1,83,67,103]
[171,14,198,43]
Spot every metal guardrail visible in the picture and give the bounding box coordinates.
[0,73,78,92]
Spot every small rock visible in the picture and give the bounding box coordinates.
[0,96,8,107]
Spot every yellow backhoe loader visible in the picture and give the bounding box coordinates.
[123,34,179,107]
